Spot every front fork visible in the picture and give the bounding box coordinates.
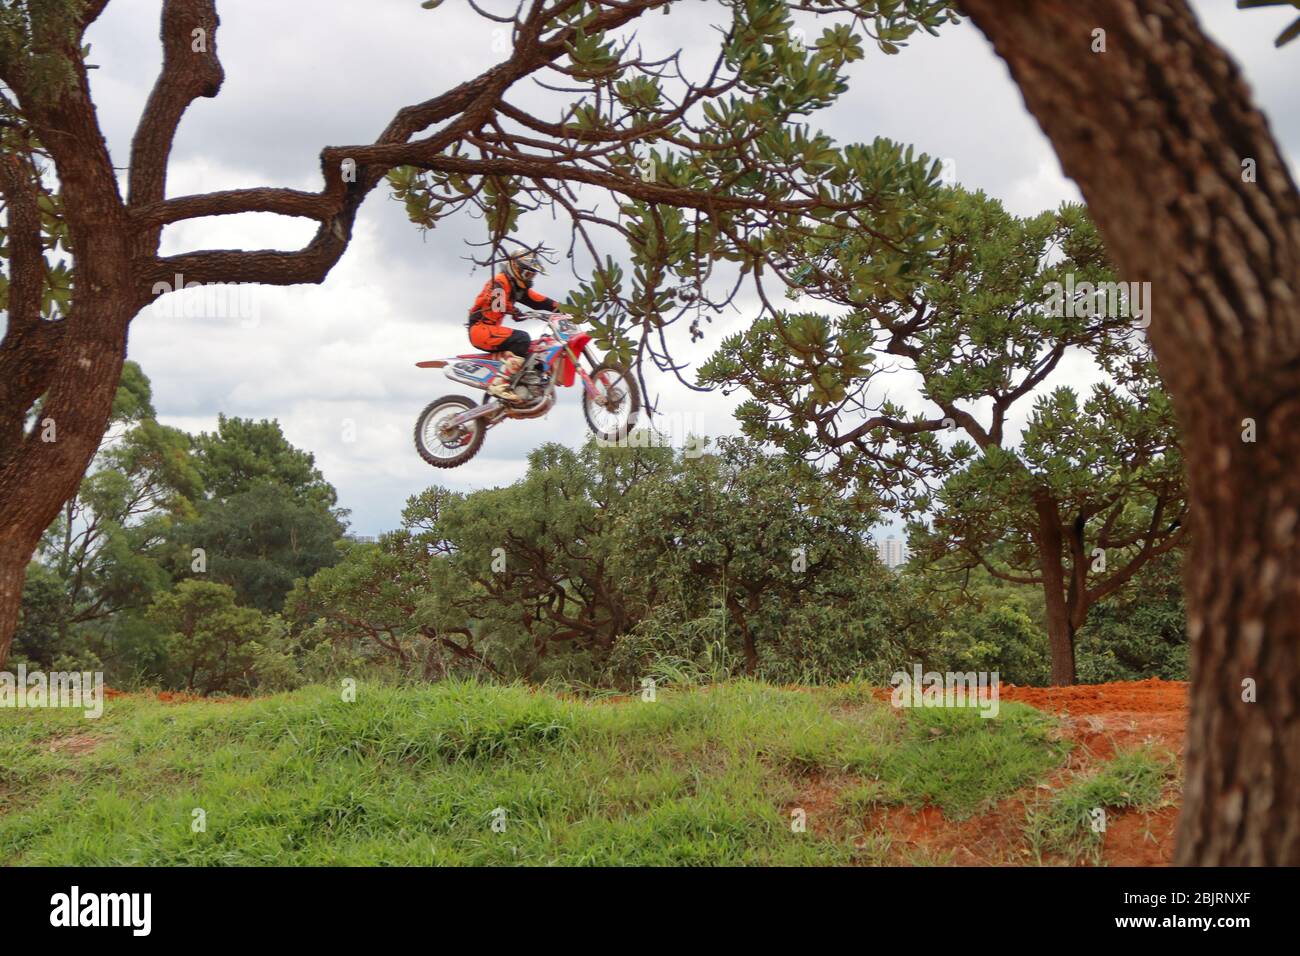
[448,397,507,431]
[574,345,606,400]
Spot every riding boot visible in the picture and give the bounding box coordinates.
[487,353,525,401]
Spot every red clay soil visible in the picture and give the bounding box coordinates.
[843,679,1189,866]
[1012,678,1186,866]
[999,676,1185,716]
[103,687,248,703]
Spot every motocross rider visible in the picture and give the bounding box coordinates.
[466,248,563,402]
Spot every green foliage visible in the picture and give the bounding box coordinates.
[169,485,343,613]
[166,414,345,613]
[109,361,156,423]
[703,190,1186,679]
[22,363,200,672]
[1076,551,1187,682]
[6,0,1193,700]
[0,139,75,320]
[0,0,86,108]
[282,429,1188,691]
[20,361,1188,695]
[0,5,81,319]
[191,415,339,512]
[19,366,346,687]
[703,192,1139,502]
[895,549,1187,687]
[10,561,67,668]
[288,442,672,682]
[606,437,908,684]
[144,580,299,696]
[929,595,1052,687]
[911,362,1183,591]
[291,438,917,687]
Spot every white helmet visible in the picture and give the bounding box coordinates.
[506,249,545,286]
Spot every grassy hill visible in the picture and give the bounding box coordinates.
[0,681,1177,866]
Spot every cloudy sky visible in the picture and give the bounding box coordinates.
[67,0,1300,535]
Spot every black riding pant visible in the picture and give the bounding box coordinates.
[497,329,531,358]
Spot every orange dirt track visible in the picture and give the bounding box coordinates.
[856,678,1189,866]
[999,676,1186,717]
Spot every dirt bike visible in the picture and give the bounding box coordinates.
[413,311,641,468]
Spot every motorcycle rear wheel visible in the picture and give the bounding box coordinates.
[414,395,486,468]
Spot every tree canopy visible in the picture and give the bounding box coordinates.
[702,190,1186,682]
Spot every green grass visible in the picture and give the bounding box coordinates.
[1024,745,1179,864]
[1,680,1072,866]
[871,703,1067,819]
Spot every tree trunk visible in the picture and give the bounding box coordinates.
[0,541,28,666]
[0,7,141,670]
[962,0,1300,864]
[1041,596,1078,688]
[1033,494,1077,685]
[726,594,759,674]
[0,297,131,668]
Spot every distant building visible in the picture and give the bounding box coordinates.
[344,534,378,545]
[875,537,909,569]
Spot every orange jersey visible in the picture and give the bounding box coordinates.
[468,273,558,327]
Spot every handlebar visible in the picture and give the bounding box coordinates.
[519,310,573,322]
[520,310,583,335]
